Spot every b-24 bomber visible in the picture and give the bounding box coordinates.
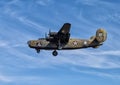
[27,23,107,56]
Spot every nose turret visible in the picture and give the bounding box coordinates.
[27,41,31,47]
[27,41,30,44]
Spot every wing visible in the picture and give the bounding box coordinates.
[57,23,71,43]
[58,23,71,34]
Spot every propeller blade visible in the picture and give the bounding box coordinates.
[49,29,51,36]
[45,32,47,38]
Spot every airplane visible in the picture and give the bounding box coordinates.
[27,23,107,56]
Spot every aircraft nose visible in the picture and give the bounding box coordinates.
[27,41,31,46]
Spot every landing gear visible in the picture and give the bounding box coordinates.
[58,39,62,50]
[58,45,62,50]
[52,50,58,56]
[36,49,40,53]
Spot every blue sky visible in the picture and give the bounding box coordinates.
[0,0,120,85]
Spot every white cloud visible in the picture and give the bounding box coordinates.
[18,17,47,33]
[0,41,8,47]
[90,50,120,56]
[55,50,120,69]
[75,0,114,7]
[0,75,53,84]
[7,0,19,5]
[36,0,54,6]
[75,0,100,6]
[0,75,12,82]
[72,67,120,79]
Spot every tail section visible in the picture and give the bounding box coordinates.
[89,28,107,48]
[96,28,107,43]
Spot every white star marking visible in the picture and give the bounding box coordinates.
[73,41,78,46]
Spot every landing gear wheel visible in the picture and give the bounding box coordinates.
[36,49,40,53]
[52,50,58,56]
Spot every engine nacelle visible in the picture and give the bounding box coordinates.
[46,37,54,41]
[96,28,107,43]
[49,32,57,37]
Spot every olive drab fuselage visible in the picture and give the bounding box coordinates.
[28,37,103,50]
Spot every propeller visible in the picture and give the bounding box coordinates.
[45,32,47,39]
[49,29,51,36]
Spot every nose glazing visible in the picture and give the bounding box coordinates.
[27,41,31,45]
